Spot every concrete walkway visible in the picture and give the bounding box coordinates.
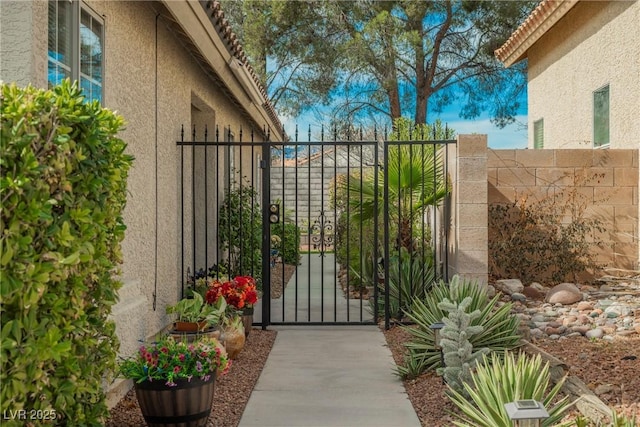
[238,326,421,427]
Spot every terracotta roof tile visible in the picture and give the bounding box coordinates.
[495,0,578,67]
[203,0,283,134]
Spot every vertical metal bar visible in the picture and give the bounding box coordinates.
[180,125,185,298]
[444,141,450,282]
[192,125,196,288]
[333,132,338,322]
[396,140,402,319]
[307,134,311,323]
[204,125,209,271]
[345,128,350,322]
[294,132,300,320]
[320,140,325,323]
[359,141,364,321]
[383,137,390,330]
[373,138,379,324]
[281,131,287,323]
[432,140,438,279]
[216,126,220,280]
[226,127,232,278]
[261,132,271,329]
[421,136,426,277]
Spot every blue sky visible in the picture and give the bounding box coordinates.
[434,108,528,149]
[280,105,529,149]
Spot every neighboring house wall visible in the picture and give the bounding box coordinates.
[0,0,282,406]
[526,1,640,149]
[488,148,639,272]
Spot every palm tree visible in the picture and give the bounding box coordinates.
[341,118,451,256]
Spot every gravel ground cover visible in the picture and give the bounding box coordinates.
[383,325,640,426]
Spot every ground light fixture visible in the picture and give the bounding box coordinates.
[504,400,549,427]
[429,321,446,381]
[429,322,445,349]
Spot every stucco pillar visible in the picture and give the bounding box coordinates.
[449,134,488,283]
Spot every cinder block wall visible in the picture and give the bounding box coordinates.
[487,148,639,271]
[448,135,489,284]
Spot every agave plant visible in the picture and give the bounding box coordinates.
[448,351,572,427]
[396,275,521,379]
[374,248,436,319]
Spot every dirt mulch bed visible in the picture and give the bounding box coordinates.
[383,325,640,426]
[106,329,277,427]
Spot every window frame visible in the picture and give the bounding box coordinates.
[533,118,544,149]
[593,84,610,148]
[48,0,104,103]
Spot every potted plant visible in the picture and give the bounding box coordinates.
[219,312,245,360]
[166,292,226,334]
[119,335,230,427]
[205,275,258,337]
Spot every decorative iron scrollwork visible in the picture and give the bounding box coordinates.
[310,211,334,256]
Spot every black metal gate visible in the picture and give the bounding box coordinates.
[177,125,454,328]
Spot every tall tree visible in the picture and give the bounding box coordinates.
[224,0,536,126]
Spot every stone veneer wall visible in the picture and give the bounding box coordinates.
[488,148,639,271]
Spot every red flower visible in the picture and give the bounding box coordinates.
[205,275,258,310]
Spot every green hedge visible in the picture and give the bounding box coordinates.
[0,81,133,425]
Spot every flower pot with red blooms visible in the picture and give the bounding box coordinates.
[205,275,258,337]
[119,335,230,427]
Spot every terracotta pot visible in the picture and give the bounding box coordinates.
[173,321,208,332]
[221,326,245,359]
[242,307,254,337]
[134,375,215,427]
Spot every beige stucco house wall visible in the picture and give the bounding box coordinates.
[496,0,640,150]
[496,0,640,270]
[0,0,283,405]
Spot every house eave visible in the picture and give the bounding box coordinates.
[495,0,579,67]
[158,0,284,141]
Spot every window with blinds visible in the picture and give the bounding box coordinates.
[48,1,103,103]
[533,119,544,149]
[593,85,610,148]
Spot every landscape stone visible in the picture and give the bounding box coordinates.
[523,286,544,300]
[586,328,604,339]
[511,293,526,302]
[494,279,524,295]
[546,283,583,305]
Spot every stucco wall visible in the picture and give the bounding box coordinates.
[2,0,279,406]
[0,1,48,87]
[527,1,640,149]
[488,148,639,273]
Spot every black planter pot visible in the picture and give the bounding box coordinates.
[134,375,215,427]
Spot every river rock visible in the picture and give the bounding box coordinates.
[495,279,524,296]
[545,283,583,305]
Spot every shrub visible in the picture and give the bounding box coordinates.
[1,81,133,424]
[489,171,606,284]
[218,176,262,285]
[271,221,301,265]
[448,351,571,427]
[396,275,521,379]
